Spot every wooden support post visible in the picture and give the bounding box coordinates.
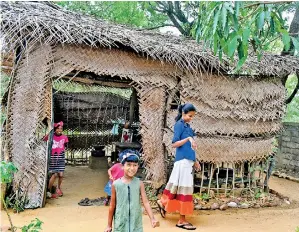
[129,88,137,125]
[216,165,219,195]
[232,163,235,197]
[225,164,229,196]
[200,163,205,195]
[248,162,251,190]
[207,164,214,196]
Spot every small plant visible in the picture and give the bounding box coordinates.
[0,161,18,184]
[200,193,210,201]
[295,227,299,232]
[6,189,29,213]
[20,218,43,232]
[0,161,43,231]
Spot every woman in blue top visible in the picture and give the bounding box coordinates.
[157,103,200,230]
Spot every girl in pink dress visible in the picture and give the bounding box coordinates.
[44,121,68,198]
[104,160,124,205]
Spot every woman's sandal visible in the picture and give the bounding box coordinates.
[156,200,166,218]
[176,223,196,230]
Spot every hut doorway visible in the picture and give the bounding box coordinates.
[51,71,140,166]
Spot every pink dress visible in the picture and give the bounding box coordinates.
[104,163,124,196]
[110,163,124,181]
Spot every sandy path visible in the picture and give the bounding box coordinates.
[1,166,299,232]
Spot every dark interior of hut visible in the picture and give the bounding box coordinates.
[51,70,143,174]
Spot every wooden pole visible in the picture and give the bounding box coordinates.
[129,88,137,125]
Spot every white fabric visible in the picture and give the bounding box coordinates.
[167,159,194,194]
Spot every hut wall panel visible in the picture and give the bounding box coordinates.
[138,87,166,187]
[8,44,52,208]
[51,45,178,90]
[164,74,285,163]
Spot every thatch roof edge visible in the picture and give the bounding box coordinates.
[1,1,299,77]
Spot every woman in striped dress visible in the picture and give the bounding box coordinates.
[44,121,68,199]
[157,103,200,230]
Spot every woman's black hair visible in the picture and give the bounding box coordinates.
[175,103,197,122]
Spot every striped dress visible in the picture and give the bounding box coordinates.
[45,134,68,173]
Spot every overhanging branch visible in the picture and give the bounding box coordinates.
[285,71,299,104]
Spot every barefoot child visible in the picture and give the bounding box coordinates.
[104,149,159,232]
[104,159,124,206]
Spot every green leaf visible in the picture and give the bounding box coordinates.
[213,7,221,35]
[228,35,239,57]
[291,37,299,53]
[237,40,244,60]
[270,17,275,34]
[264,10,271,21]
[257,11,265,30]
[219,49,223,61]
[236,56,247,71]
[242,28,250,45]
[235,1,240,17]
[221,4,227,30]
[282,32,291,51]
[213,34,218,55]
[195,24,201,41]
[232,14,239,30]
[223,2,234,14]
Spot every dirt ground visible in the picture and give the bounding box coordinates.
[1,166,299,232]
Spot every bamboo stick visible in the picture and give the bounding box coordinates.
[200,162,204,195]
[207,164,213,196]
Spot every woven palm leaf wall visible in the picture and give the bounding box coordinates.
[6,43,286,208]
[6,44,52,208]
[164,74,285,163]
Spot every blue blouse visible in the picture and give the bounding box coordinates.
[172,119,196,162]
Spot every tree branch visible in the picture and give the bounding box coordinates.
[136,24,176,31]
[167,12,186,35]
[285,71,299,104]
[245,1,292,8]
[173,2,188,23]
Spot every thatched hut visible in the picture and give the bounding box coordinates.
[1,1,299,208]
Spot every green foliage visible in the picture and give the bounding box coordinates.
[53,79,132,99]
[0,161,43,230]
[0,161,17,184]
[194,2,299,69]
[6,191,29,213]
[295,227,299,232]
[56,1,298,70]
[254,188,267,199]
[20,218,43,232]
[283,74,299,123]
[57,1,167,28]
